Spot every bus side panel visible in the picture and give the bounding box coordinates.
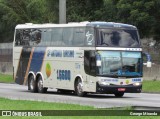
[15,47,46,85]
[40,50,75,89]
[40,47,97,92]
[29,47,46,75]
[15,47,32,85]
[13,47,22,82]
[40,48,82,90]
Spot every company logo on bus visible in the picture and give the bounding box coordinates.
[126,80,129,84]
[46,63,51,78]
[132,78,141,82]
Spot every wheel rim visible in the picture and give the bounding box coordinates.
[77,81,83,94]
[38,79,43,91]
[30,78,34,90]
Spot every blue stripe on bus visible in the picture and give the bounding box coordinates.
[29,47,46,73]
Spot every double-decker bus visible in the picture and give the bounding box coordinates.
[13,22,147,97]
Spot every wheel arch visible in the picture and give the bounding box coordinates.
[27,71,36,84]
[74,74,83,91]
[36,72,44,83]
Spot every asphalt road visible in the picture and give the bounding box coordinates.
[0,83,160,108]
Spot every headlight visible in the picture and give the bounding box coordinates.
[133,82,142,86]
[98,81,110,86]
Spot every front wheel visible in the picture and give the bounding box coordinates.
[114,92,124,97]
[37,76,47,93]
[75,78,86,97]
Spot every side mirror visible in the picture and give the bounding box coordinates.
[143,52,152,68]
[96,60,102,67]
[147,61,152,67]
[96,53,101,67]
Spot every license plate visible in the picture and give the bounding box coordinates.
[118,88,125,92]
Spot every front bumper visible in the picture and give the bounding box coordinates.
[96,82,142,94]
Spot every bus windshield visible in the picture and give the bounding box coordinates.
[96,28,140,47]
[97,51,142,77]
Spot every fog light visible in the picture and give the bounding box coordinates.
[133,82,141,86]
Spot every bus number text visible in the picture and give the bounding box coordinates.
[57,70,71,80]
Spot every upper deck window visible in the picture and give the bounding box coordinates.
[15,26,95,47]
[97,28,140,47]
[73,28,85,46]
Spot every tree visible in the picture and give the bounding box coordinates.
[0,0,59,42]
[45,0,59,23]
[0,0,160,42]
[116,0,156,38]
[67,0,103,22]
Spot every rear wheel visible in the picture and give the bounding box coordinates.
[75,78,86,97]
[37,76,47,93]
[114,92,124,97]
[28,75,37,93]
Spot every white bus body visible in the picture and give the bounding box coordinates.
[13,22,143,97]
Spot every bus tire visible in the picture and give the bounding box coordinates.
[75,78,86,97]
[37,76,47,93]
[28,75,37,93]
[114,92,124,97]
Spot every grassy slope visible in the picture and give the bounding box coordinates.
[0,73,14,83]
[0,98,93,110]
[0,98,158,119]
[142,80,160,93]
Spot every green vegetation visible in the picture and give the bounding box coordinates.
[0,73,14,83]
[0,98,159,119]
[0,98,93,110]
[142,80,160,93]
[1,115,159,119]
[0,0,160,43]
[0,74,159,118]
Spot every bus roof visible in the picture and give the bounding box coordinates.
[88,22,137,30]
[15,21,137,30]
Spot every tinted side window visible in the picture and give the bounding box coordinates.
[30,29,42,46]
[51,28,63,46]
[39,29,52,46]
[73,27,85,46]
[63,28,74,46]
[15,29,42,47]
[22,29,31,46]
[15,29,31,46]
[15,27,87,47]
[15,29,23,46]
[84,51,90,75]
[84,50,96,76]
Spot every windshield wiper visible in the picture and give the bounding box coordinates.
[110,72,119,77]
[101,42,109,46]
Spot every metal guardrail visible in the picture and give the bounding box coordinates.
[0,43,12,62]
